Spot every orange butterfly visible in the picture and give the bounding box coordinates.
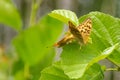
[54,18,92,47]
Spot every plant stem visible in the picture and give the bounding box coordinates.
[24,64,30,79]
[106,68,118,71]
[30,0,42,26]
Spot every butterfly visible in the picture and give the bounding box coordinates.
[54,18,92,47]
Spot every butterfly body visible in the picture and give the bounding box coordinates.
[54,18,92,47]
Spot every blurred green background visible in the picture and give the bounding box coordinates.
[0,0,120,80]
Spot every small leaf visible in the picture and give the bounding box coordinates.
[48,9,79,26]
[0,0,22,31]
[40,61,69,80]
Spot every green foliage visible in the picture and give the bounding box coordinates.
[0,0,22,31]
[40,10,120,80]
[0,1,120,79]
[13,16,64,65]
[60,43,118,79]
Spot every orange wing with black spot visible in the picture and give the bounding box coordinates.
[69,18,92,44]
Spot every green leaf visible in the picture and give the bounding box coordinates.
[60,11,120,79]
[79,11,120,66]
[30,49,56,80]
[60,42,117,79]
[40,62,69,80]
[0,0,22,31]
[79,12,120,66]
[39,62,103,80]
[88,43,119,67]
[12,16,63,65]
[48,9,79,26]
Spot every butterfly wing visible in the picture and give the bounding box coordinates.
[68,21,84,44]
[54,32,74,47]
[77,18,92,44]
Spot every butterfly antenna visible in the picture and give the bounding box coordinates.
[46,45,54,49]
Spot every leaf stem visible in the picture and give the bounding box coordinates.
[107,58,120,69]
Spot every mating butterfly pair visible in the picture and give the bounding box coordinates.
[54,18,92,47]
